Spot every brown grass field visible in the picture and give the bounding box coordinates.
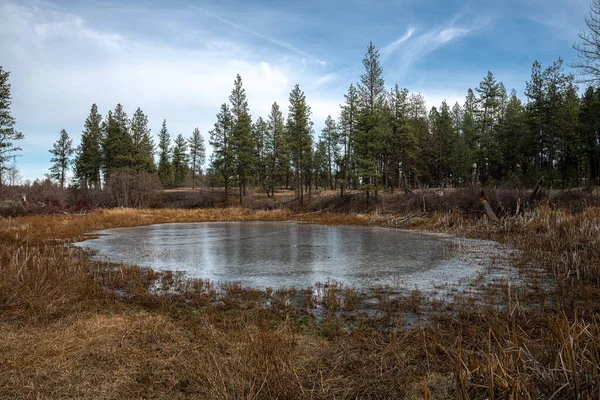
[1,205,599,399]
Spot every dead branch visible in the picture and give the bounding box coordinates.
[528,177,544,205]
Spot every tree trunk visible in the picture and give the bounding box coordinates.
[328,148,333,190]
[403,174,412,194]
[299,171,303,205]
[342,141,349,197]
[391,152,397,193]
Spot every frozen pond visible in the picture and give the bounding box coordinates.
[75,221,511,292]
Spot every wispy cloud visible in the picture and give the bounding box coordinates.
[381,14,489,71]
[528,16,581,40]
[381,28,415,58]
[314,73,337,87]
[197,7,315,61]
[524,0,589,41]
[436,27,471,44]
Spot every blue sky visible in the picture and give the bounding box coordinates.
[0,0,591,181]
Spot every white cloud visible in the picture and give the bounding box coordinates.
[0,1,340,179]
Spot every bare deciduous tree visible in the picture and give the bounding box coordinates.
[572,0,600,84]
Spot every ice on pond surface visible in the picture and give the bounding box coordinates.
[75,221,512,293]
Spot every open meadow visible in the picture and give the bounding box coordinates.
[1,195,599,399]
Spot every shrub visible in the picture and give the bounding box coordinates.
[103,171,162,208]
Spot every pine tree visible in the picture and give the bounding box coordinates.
[430,101,456,186]
[172,133,189,187]
[475,72,502,184]
[265,102,288,197]
[0,66,24,189]
[450,102,472,184]
[188,128,206,187]
[48,129,74,188]
[209,104,234,202]
[75,104,103,189]
[339,84,359,195]
[525,61,545,178]
[542,59,571,185]
[388,85,416,191]
[379,101,394,190]
[320,115,338,190]
[313,140,329,189]
[407,93,429,188]
[356,42,386,202]
[252,117,269,194]
[557,80,580,186]
[229,74,255,204]
[578,87,600,184]
[287,84,313,204]
[130,108,155,173]
[157,119,173,187]
[495,90,528,182]
[462,89,479,183]
[102,104,133,180]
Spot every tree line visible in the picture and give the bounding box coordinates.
[2,0,600,202]
[205,45,600,205]
[5,44,600,204]
[46,104,207,191]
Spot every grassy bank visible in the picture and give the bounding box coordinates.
[1,207,599,399]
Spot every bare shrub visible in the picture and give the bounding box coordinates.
[13,179,71,206]
[548,188,600,212]
[153,189,218,209]
[0,180,94,215]
[302,186,599,218]
[103,171,162,208]
[0,201,26,217]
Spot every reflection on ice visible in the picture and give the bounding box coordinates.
[75,221,511,293]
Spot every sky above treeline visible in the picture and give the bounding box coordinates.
[0,0,592,180]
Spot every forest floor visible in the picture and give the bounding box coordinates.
[0,205,599,399]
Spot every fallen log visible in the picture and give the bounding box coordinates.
[391,213,425,225]
[294,205,334,217]
[480,190,499,222]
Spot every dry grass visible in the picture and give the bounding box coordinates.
[0,206,599,398]
[0,207,294,246]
